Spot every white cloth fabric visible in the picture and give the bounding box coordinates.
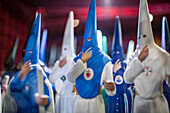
[68,59,116,113]
[124,43,170,113]
[49,57,76,113]
[45,79,55,113]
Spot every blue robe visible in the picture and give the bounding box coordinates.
[107,68,133,113]
[163,81,170,112]
[9,65,50,113]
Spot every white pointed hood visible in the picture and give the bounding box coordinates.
[137,0,154,50]
[61,11,75,58]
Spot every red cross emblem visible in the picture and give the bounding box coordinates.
[144,67,152,76]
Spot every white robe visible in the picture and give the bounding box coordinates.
[68,59,116,113]
[124,43,170,113]
[49,57,76,113]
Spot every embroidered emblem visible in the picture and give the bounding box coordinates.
[144,67,152,76]
[84,68,94,80]
[60,75,66,82]
[115,75,123,85]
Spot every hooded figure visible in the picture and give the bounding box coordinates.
[49,11,77,113]
[8,13,52,113]
[123,0,170,112]
[67,0,116,113]
[39,29,51,77]
[107,16,133,113]
[161,16,170,112]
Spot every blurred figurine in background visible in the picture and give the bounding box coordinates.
[1,37,19,91]
[107,16,133,113]
[49,11,79,113]
[161,16,170,112]
[67,0,117,113]
[123,0,170,112]
[39,29,52,77]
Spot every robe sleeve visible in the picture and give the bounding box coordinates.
[9,71,25,92]
[101,61,116,96]
[123,58,144,84]
[48,61,62,84]
[67,59,87,83]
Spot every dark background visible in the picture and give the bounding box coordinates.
[0,0,170,73]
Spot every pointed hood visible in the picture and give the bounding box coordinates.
[40,29,48,63]
[81,0,98,53]
[61,11,75,58]
[102,36,108,54]
[5,38,19,70]
[137,0,154,50]
[97,30,103,50]
[22,12,38,57]
[126,40,135,62]
[161,16,170,53]
[112,16,125,63]
[23,13,41,64]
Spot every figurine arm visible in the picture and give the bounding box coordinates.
[67,59,87,83]
[102,61,116,96]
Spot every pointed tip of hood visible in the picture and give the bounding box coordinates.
[22,12,39,57]
[61,11,75,58]
[5,38,19,70]
[23,13,41,64]
[82,0,98,52]
[112,16,125,62]
[137,0,154,49]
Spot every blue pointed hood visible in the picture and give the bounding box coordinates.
[22,12,38,57]
[161,16,170,53]
[23,13,41,64]
[40,29,48,63]
[81,0,98,53]
[112,16,125,63]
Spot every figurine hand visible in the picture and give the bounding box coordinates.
[1,83,8,92]
[35,93,48,106]
[16,58,24,70]
[19,60,32,80]
[81,47,92,63]
[59,56,67,68]
[138,45,149,62]
[103,80,115,91]
[113,59,122,73]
